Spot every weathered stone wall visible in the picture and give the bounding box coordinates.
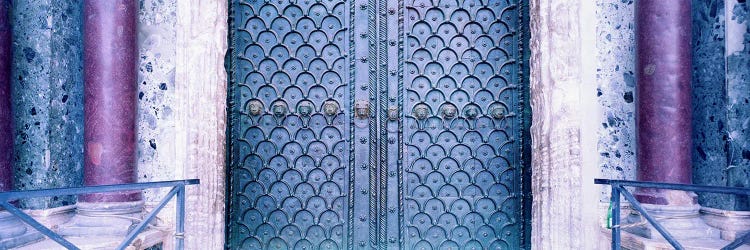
[688,0,750,211]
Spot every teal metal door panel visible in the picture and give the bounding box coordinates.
[401,1,524,249]
[228,0,354,249]
[228,0,528,249]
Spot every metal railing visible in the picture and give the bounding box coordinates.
[595,179,750,250]
[0,179,200,250]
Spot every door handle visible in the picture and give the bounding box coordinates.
[355,100,370,119]
[247,99,263,116]
[388,106,399,121]
[271,101,288,117]
[323,100,340,116]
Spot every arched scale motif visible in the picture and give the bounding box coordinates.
[404,1,523,249]
[232,0,527,248]
[230,1,349,249]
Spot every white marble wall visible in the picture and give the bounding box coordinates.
[529,0,602,249]
[173,0,228,248]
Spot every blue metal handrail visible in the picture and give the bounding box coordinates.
[595,179,750,250]
[0,179,200,250]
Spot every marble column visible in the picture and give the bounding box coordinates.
[174,0,228,247]
[723,0,750,211]
[0,0,12,193]
[697,0,750,241]
[628,0,722,241]
[1,2,45,248]
[634,0,695,205]
[81,0,140,203]
[10,0,85,210]
[691,0,729,210]
[57,0,141,237]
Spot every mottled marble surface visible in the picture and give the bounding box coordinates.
[690,0,750,211]
[724,0,750,210]
[596,0,750,208]
[8,0,179,206]
[10,0,84,209]
[596,0,637,201]
[136,0,177,203]
[691,0,729,209]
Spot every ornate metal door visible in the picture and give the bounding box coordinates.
[228,0,529,249]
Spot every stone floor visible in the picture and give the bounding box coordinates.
[601,228,750,250]
[15,229,168,250]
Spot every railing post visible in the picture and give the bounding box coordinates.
[611,184,621,250]
[176,185,186,250]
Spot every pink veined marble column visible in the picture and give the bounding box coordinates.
[635,0,694,205]
[0,0,12,193]
[82,0,140,202]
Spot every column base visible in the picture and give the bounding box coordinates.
[600,226,750,250]
[625,204,720,240]
[57,201,144,237]
[23,205,76,229]
[0,211,44,248]
[701,207,750,241]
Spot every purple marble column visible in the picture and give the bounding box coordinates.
[82,0,140,202]
[635,0,694,205]
[0,0,12,193]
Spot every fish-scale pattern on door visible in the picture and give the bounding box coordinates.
[403,0,522,249]
[231,0,349,249]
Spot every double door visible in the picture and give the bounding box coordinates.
[228,0,528,249]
